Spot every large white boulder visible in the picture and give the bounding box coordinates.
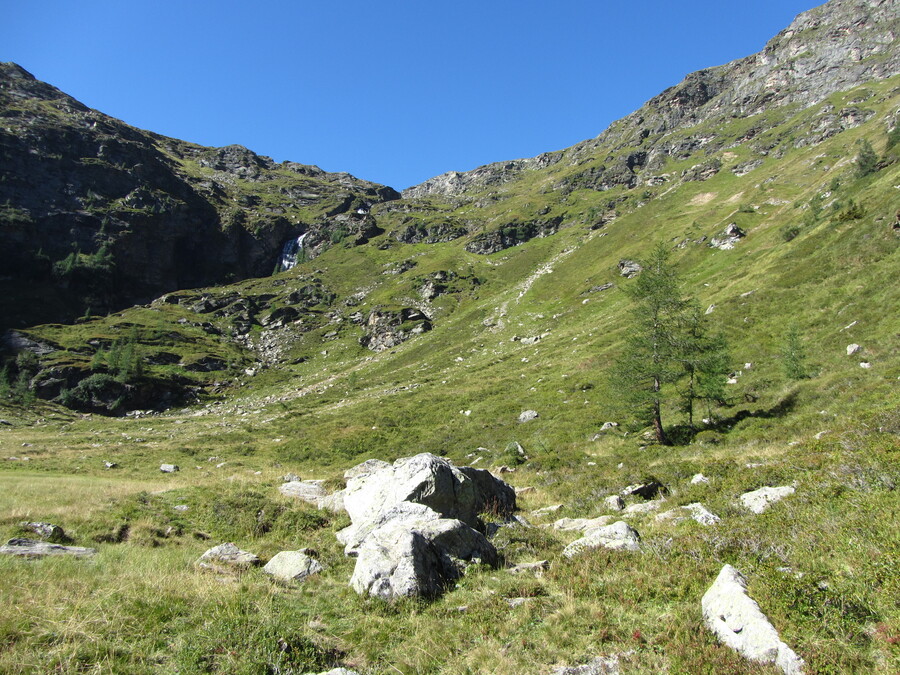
[702,565,804,674]
[341,453,516,532]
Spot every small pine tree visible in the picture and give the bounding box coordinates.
[782,324,808,380]
[855,139,878,178]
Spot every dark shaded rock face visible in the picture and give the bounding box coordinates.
[359,308,432,352]
[465,217,563,255]
[0,63,399,330]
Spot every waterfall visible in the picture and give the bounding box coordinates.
[278,232,308,272]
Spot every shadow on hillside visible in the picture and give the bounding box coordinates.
[712,392,798,429]
[669,392,799,444]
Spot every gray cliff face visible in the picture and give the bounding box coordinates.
[403,0,900,199]
[0,63,399,328]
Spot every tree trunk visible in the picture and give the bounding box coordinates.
[652,376,669,445]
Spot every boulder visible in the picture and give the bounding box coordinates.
[263,550,323,583]
[702,565,804,674]
[518,409,539,423]
[604,495,625,511]
[739,486,795,514]
[279,480,328,505]
[0,538,95,558]
[562,521,641,557]
[349,514,497,600]
[195,542,260,572]
[341,453,516,534]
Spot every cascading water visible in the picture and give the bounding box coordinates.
[278,232,308,272]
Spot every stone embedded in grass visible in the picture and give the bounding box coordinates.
[281,472,302,482]
[739,486,795,514]
[655,502,720,526]
[1,538,95,558]
[263,550,323,583]
[310,669,361,675]
[846,343,861,355]
[701,564,804,675]
[195,542,260,572]
[531,504,565,517]
[279,480,327,505]
[551,654,623,674]
[621,499,665,516]
[518,409,539,423]
[562,521,641,557]
[604,495,625,511]
[691,473,710,485]
[160,463,179,473]
[552,516,614,532]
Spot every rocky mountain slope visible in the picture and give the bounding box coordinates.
[0,62,399,329]
[404,0,899,202]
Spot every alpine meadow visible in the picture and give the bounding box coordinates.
[1,1,899,674]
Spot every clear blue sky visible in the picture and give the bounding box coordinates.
[2,0,820,190]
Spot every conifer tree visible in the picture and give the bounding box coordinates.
[613,243,729,444]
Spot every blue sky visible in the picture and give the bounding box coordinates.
[3,1,820,190]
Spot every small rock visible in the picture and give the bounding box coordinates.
[691,473,710,485]
[173,504,189,512]
[621,500,664,516]
[160,464,179,473]
[281,473,302,483]
[618,259,642,278]
[518,410,539,423]
[562,521,640,557]
[507,560,550,576]
[600,421,619,431]
[551,654,623,675]
[531,504,564,517]
[506,597,532,608]
[263,550,323,583]
[655,503,720,526]
[19,522,67,542]
[552,516,613,532]
[859,361,871,369]
[620,481,666,500]
[701,565,804,674]
[104,461,118,469]
[515,486,536,495]
[604,495,625,511]
[846,343,861,356]
[495,465,514,474]
[195,542,260,571]
[739,486,795,514]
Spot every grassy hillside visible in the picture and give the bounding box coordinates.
[0,69,898,674]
